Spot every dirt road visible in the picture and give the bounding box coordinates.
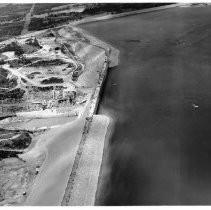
[21,4,35,35]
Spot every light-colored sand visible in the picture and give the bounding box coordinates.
[74,27,119,68]
[16,109,78,119]
[0,116,76,130]
[75,48,105,88]
[68,115,109,206]
[23,102,90,205]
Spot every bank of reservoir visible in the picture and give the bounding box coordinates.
[81,5,211,205]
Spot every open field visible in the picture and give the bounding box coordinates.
[0,156,44,206]
[0,4,33,42]
[0,4,32,22]
[33,4,70,15]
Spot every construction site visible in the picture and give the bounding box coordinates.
[0,24,111,205]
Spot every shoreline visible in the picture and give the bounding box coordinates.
[94,108,116,205]
[0,21,117,205]
[73,3,182,26]
[0,4,181,205]
[0,4,182,47]
[67,114,110,206]
[61,29,119,205]
[77,5,211,205]
[21,25,119,205]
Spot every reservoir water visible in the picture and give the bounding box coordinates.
[81,6,211,205]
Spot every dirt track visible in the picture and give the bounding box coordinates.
[21,4,35,35]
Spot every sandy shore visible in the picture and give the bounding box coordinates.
[60,26,119,205]
[24,103,89,205]
[66,115,110,206]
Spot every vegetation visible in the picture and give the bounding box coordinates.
[33,3,69,15]
[0,4,32,41]
[0,68,17,89]
[8,56,34,68]
[28,3,172,32]
[25,37,42,48]
[29,14,82,31]
[0,88,25,100]
[0,150,22,161]
[0,60,6,65]
[29,59,67,67]
[0,42,24,57]
[0,4,32,22]
[0,23,24,42]
[0,131,32,150]
[41,77,64,84]
[0,14,23,22]
[82,3,172,15]
[37,86,54,91]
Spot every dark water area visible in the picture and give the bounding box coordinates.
[81,6,211,205]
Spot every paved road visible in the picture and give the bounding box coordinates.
[81,6,211,205]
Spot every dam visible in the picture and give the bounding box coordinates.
[81,5,211,205]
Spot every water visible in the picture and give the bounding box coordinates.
[81,6,211,205]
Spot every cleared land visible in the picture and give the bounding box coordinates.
[24,111,87,205]
[0,21,111,205]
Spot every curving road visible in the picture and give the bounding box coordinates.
[81,5,211,205]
